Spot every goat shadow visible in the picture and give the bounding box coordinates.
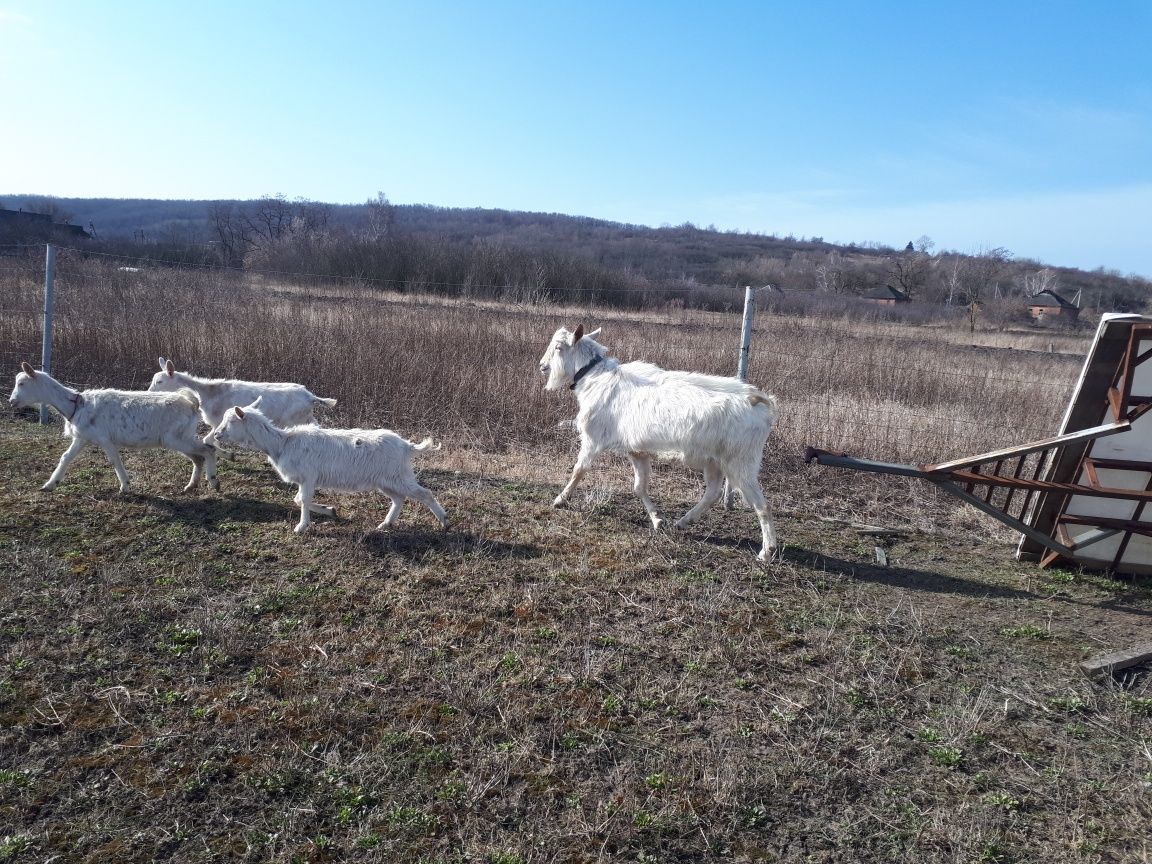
[146,493,294,527]
[775,543,1040,602]
[357,527,542,562]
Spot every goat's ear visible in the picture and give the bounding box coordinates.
[165,359,175,377]
[572,324,584,344]
[20,361,35,377]
[158,356,167,370]
[248,396,263,410]
[586,327,601,341]
[233,406,245,419]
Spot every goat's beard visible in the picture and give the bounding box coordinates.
[543,363,570,392]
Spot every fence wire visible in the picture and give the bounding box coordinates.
[0,245,1088,465]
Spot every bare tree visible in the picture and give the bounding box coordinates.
[1020,267,1059,297]
[959,247,1012,304]
[889,247,932,299]
[366,191,395,243]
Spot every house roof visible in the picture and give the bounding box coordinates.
[1029,289,1078,309]
[0,208,91,239]
[863,284,911,301]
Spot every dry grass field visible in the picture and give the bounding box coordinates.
[3,254,1152,863]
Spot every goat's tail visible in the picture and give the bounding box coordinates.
[748,390,779,422]
[412,436,441,453]
[175,387,202,411]
[314,396,338,409]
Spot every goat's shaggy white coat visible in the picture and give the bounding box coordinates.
[207,399,448,534]
[8,362,218,493]
[148,358,337,436]
[539,326,780,561]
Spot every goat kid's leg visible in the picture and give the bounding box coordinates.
[182,453,205,492]
[293,483,317,534]
[42,437,89,491]
[293,489,335,516]
[730,474,778,562]
[676,460,724,529]
[627,454,663,530]
[554,444,597,507]
[98,444,132,493]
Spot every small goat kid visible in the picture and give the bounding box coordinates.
[148,357,337,441]
[539,326,780,561]
[208,399,448,535]
[8,362,218,493]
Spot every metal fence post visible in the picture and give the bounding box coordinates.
[40,243,57,424]
[724,285,757,508]
[737,284,755,383]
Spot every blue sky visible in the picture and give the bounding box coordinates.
[3,1,1150,276]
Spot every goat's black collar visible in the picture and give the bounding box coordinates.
[570,354,604,390]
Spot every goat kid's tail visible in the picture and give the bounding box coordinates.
[175,387,202,411]
[314,396,338,408]
[412,437,441,453]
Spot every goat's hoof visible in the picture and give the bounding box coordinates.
[293,524,311,535]
[41,482,57,492]
[651,518,664,531]
[673,518,691,531]
[210,479,220,492]
[552,496,568,508]
[757,547,779,563]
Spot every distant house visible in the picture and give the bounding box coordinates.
[862,285,911,306]
[0,208,91,249]
[1027,289,1080,323]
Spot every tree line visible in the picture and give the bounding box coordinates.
[4,193,1149,319]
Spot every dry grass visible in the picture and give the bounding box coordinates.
[0,254,1086,474]
[1,416,1151,864]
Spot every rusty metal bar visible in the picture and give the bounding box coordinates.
[1001,455,1028,517]
[920,420,1130,474]
[947,470,1152,503]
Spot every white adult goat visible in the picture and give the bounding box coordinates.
[539,326,780,561]
[148,357,337,440]
[207,399,449,535]
[8,362,218,493]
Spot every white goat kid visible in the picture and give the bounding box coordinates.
[207,399,449,535]
[148,358,337,445]
[8,362,218,493]
[539,326,780,561]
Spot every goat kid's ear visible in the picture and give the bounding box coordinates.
[248,396,263,410]
[586,327,601,341]
[233,406,245,419]
[21,361,36,377]
[572,324,584,344]
[158,356,167,371]
[165,359,175,377]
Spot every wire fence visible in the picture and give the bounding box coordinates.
[0,245,1086,466]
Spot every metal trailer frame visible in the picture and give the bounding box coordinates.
[805,315,1152,577]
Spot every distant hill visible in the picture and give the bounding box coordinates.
[0,194,845,284]
[3,193,1148,314]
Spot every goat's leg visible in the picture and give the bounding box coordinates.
[293,482,317,533]
[411,485,449,529]
[293,489,335,515]
[676,460,724,529]
[729,473,778,562]
[554,443,598,507]
[377,494,404,529]
[42,437,89,491]
[97,444,132,493]
[627,453,663,530]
